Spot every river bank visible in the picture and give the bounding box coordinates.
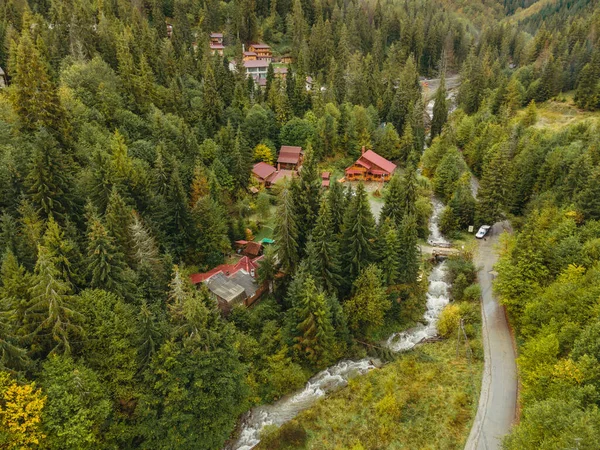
[227,197,462,450]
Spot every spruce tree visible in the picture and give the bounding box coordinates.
[274,184,300,274]
[26,132,73,223]
[28,245,81,356]
[327,179,347,235]
[86,215,130,297]
[476,145,509,224]
[306,199,343,294]
[344,265,390,336]
[292,275,335,366]
[342,183,376,284]
[379,219,401,286]
[11,29,65,132]
[105,187,134,262]
[381,173,404,228]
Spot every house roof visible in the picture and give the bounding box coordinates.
[321,172,330,179]
[244,60,270,68]
[360,150,397,174]
[251,43,271,49]
[253,162,276,180]
[244,51,257,56]
[230,271,259,298]
[206,272,246,304]
[322,179,330,187]
[274,67,288,75]
[189,256,262,285]
[277,146,302,164]
[210,44,225,50]
[267,169,295,184]
[244,242,263,258]
[210,33,223,38]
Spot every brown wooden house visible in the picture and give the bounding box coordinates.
[345,147,397,182]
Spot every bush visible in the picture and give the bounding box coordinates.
[438,304,461,338]
[451,273,470,301]
[259,420,307,449]
[463,284,482,302]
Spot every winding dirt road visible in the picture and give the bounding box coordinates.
[465,221,518,450]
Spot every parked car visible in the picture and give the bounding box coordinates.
[476,225,491,239]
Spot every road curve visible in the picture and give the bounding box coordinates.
[465,221,518,450]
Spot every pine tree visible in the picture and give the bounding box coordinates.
[292,145,321,251]
[42,217,79,290]
[292,275,335,366]
[379,219,401,286]
[327,179,347,235]
[105,187,134,261]
[577,167,600,221]
[399,122,415,165]
[11,29,65,132]
[344,265,390,336]
[0,251,29,371]
[201,63,224,137]
[448,173,476,230]
[476,145,510,224]
[26,131,73,223]
[306,199,343,294]
[28,246,81,356]
[274,184,300,274]
[342,183,376,284]
[398,214,420,285]
[430,74,448,141]
[130,213,161,272]
[381,173,404,228]
[86,215,130,296]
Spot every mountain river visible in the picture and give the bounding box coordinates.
[229,198,451,450]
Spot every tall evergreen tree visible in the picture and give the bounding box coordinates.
[11,28,65,132]
[274,184,300,274]
[341,183,376,285]
[398,214,420,285]
[26,132,73,223]
[291,275,335,366]
[27,245,81,356]
[306,199,343,294]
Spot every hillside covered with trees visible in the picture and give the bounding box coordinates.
[1,0,600,448]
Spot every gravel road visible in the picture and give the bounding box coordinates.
[465,221,518,450]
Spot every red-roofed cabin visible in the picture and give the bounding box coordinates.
[321,172,331,188]
[252,162,277,186]
[189,255,267,311]
[277,146,303,171]
[345,147,397,182]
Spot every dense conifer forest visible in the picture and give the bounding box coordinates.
[1,0,600,448]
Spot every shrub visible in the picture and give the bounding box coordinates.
[463,284,482,302]
[438,304,461,338]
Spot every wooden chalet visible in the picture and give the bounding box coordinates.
[248,43,272,61]
[345,147,397,182]
[277,146,303,171]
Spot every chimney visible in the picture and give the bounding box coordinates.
[361,146,366,155]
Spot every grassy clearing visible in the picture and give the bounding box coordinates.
[259,320,483,450]
[518,94,600,130]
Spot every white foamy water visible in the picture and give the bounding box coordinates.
[428,197,451,247]
[229,199,452,450]
[386,263,449,352]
